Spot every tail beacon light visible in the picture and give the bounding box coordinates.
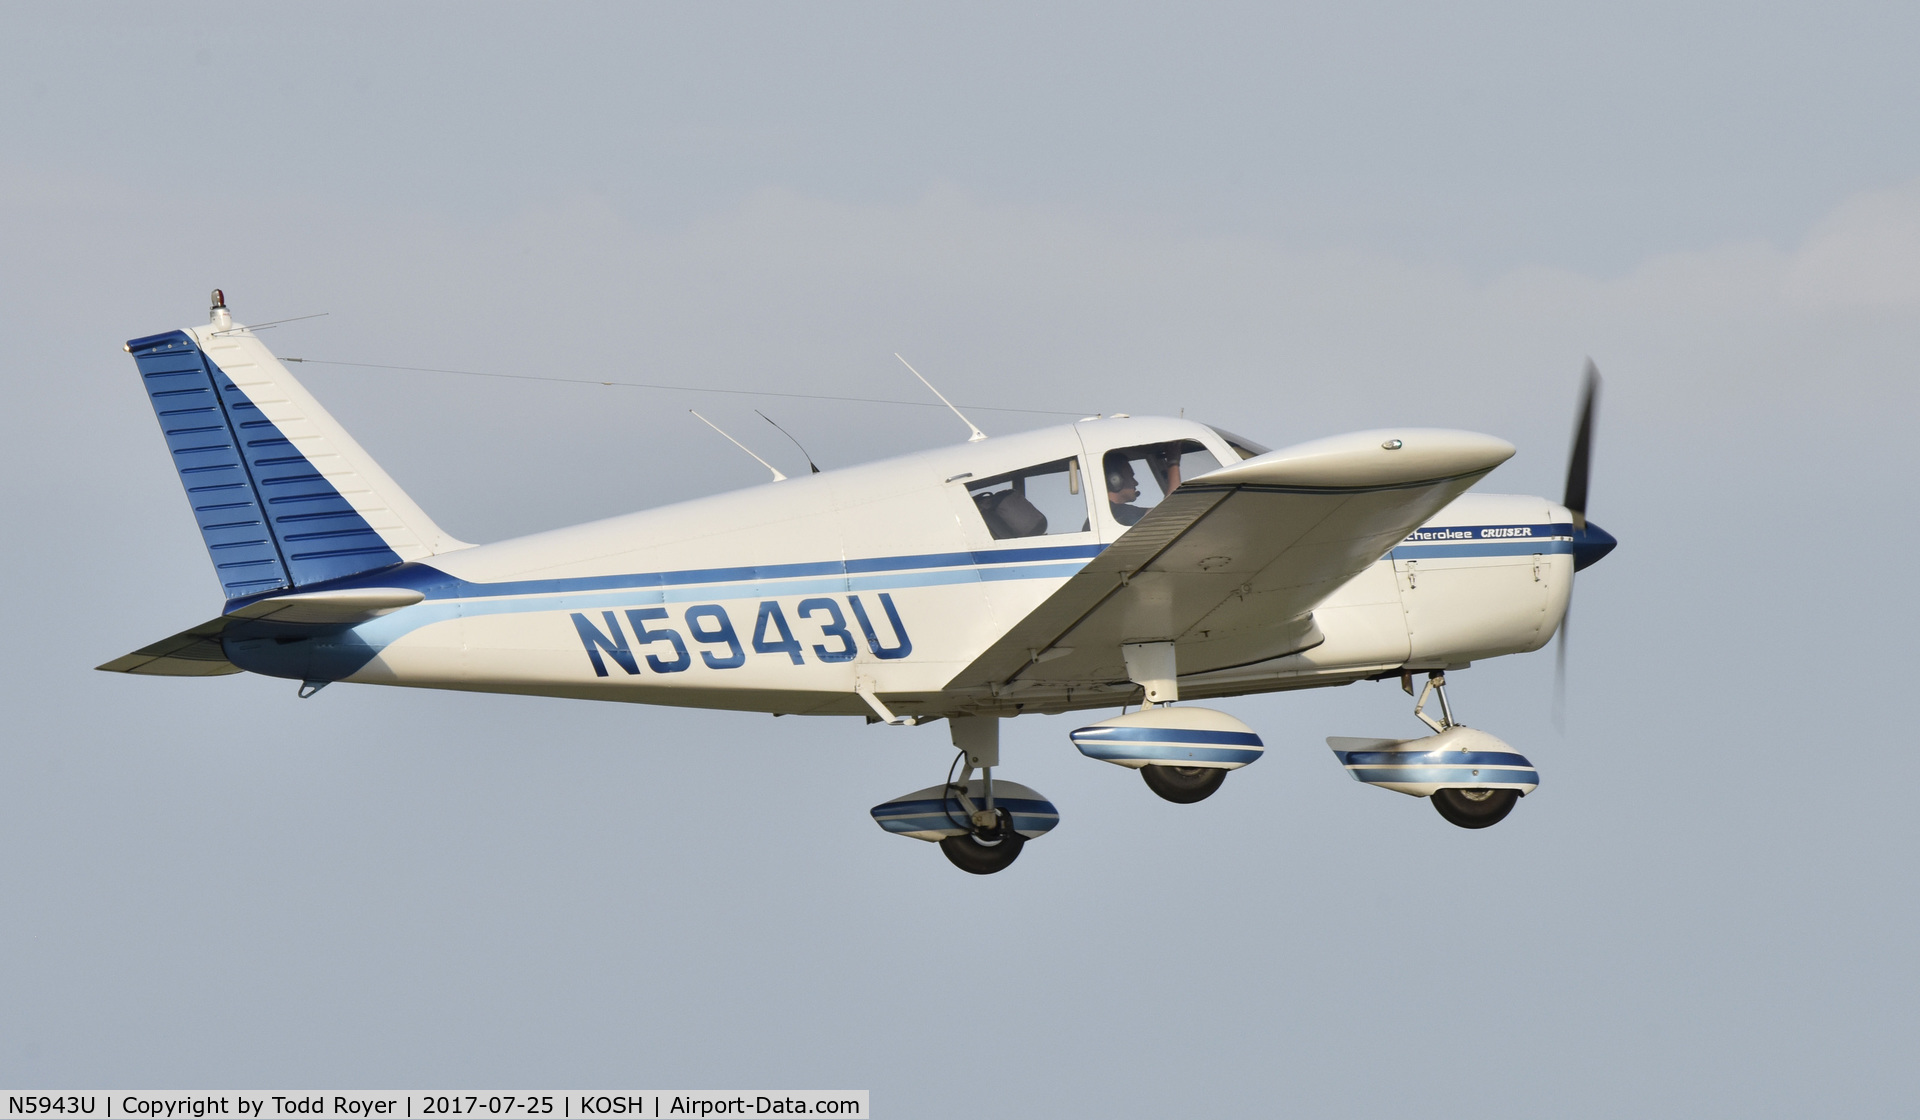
[1070,706,1265,770]
[1327,726,1539,797]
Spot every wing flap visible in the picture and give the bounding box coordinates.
[949,428,1513,693]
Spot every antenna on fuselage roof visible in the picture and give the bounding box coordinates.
[895,354,987,442]
[756,409,821,473]
[690,410,787,482]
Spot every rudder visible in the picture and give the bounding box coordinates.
[127,293,466,604]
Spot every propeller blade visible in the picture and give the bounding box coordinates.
[1556,362,1600,730]
[1564,360,1600,529]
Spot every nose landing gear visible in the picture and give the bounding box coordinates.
[1327,671,1540,829]
[1408,670,1529,829]
[1431,786,1520,828]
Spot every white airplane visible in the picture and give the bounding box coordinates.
[103,292,1615,873]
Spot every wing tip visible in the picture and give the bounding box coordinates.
[1204,428,1514,490]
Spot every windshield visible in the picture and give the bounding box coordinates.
[1206,426,1271,461]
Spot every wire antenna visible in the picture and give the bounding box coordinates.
[756,410,821,473]
[212,311,330,337]
[690,410,787,482]
[280,356,1086,416]
[895,354,986,442]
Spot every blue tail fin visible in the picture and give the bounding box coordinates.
[127,303,464,604]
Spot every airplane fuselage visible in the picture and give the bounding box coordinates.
[216,416,1575,720]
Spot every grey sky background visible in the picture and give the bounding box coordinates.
[3,3,1917,1115]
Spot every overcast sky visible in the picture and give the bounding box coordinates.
[4,4,1917,1116]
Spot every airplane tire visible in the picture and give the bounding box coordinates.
[1431,787,1520,829]
[1141,764,1227,804]
[939,830,1025,875]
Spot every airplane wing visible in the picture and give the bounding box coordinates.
[96,588,426,675]
[946,428,1515,694]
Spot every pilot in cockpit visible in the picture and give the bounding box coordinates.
[1106,443,1189,527]
[1104,454,1147,525]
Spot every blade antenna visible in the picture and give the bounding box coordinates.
[896,354,986,442]
[756,409,821,473]
[690,410,787,482]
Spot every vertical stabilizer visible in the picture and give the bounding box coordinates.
[126,293,467,603]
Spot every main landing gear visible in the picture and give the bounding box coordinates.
[1069,641,1267,804]
[868,715,1061,875]
[934,716,1023,874]
[937,795,1026,875]
[1139,765,1228,804]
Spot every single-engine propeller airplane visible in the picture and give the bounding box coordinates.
[103,291,1616,874]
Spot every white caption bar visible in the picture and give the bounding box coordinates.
[1,1095,867,1120]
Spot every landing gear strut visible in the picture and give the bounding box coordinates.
[1405,670,1525,830]
[939,715,1024,875]
[870,716,1060,871]
[1119,640,1242,804]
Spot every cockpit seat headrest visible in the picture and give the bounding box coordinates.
[977,489,1048,539]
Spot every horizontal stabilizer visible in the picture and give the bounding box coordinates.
[224,587,424,624]
[96,618,241,676]
[97,587,424,675]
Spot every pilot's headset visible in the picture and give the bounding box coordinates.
[1103,452,1135,494]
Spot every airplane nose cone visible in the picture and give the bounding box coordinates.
[1572,521,1617,572]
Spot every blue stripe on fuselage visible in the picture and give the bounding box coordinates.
[1392,522,1574,561]
[222,520,1564,679]
[394,560,1095,628]
[1392,540,1573,559]
[225,541,1109,613]
[239,518,1565,615]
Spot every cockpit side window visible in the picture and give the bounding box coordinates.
[1101,439,1224,526]
[965,457,1090,540]
[1206,426,1271,461]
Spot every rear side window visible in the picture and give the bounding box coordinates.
[966,458,1090,539]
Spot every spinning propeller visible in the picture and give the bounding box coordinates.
[1557,361,1617,716]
